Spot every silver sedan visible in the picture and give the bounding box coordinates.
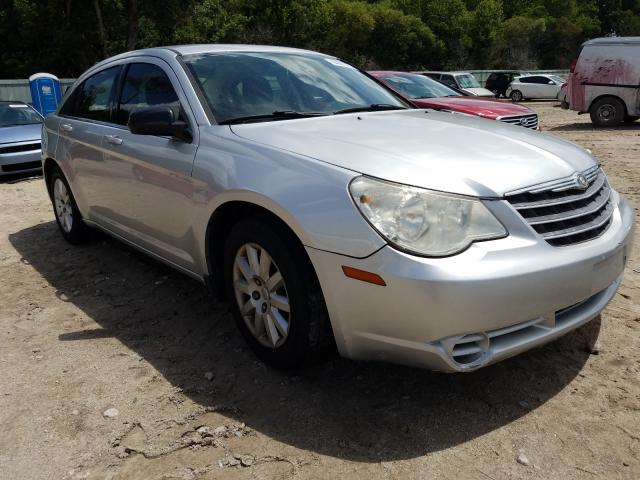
[42,45,634,372]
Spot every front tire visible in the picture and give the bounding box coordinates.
[510,90,523,102]
[590,97,625,126]
[49,168,93,244]
[624,115,639,123]
[223,218,332,368]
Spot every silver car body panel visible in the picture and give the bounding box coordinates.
[42,45,635,371]
[230,109,596,197]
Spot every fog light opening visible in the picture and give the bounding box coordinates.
[448,333,490,367]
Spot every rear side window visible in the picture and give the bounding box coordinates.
[523,76,548,84]
[68,67,121,121]
[116,63,182,126]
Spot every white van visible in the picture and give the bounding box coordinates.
[567,37,640,126]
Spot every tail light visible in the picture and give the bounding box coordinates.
[569,58,577,73]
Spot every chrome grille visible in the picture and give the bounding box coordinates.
[506,166,614,247]
[498,113,538,129]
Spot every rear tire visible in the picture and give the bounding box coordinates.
[49,167,93,244]
[510,90,523,102]
[590,97,625,126]
[223,218,332,368]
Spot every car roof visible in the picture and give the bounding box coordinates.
[165,44,327,56]
[517,74,554,78]
[92,44,331,66]
[415,71,473,75]
[583,36,640,46]
[369,70,417,76]
[82,44,336,81]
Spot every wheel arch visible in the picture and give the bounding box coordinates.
[588,94,629,115]
[43,157,59,198]
[204,199,316,299]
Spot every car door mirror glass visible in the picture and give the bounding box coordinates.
[128,106,191,142]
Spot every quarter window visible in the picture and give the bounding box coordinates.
[116,63,182,126]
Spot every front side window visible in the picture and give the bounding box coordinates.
[456,74,481,89]
[183,52,406,124]
[0,103,42,127]
[116,63,182,125]
[382,74,459,99]
[72,66,120,122]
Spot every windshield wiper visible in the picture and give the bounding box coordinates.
[333,104,408,115]
[219,110,327,125]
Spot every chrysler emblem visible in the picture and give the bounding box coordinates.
[575,173,589,190]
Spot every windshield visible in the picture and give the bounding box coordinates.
[0,103,42,127]
[183,52,406,124]
[381,73,459,99]
[549,75,566,84]
[456,74,481,89]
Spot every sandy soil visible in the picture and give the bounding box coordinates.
[1,102,639,480]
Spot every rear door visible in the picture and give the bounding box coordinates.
[99,58,200,271]
[56,65,123,217]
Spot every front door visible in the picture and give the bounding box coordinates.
[99,60,200,272]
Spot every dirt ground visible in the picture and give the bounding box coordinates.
[1,102,639,480]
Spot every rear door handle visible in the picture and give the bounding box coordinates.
[60,123,73,132]
[104,135,123,146]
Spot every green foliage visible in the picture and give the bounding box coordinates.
[0,0,637,78]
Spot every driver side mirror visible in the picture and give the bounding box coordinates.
[548,81,554,85]
[128,106,192,142]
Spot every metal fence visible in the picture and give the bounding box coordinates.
[0,70,569,104]
[0,78,75,104]
[468,70,570,85]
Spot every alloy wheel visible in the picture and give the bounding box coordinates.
[233,242,291,348]
[53,178,73,233]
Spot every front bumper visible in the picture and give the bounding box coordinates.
[307,194,634,372]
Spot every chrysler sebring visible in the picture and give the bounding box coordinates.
[42,45,634,372]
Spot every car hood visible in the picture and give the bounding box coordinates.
[463,87,496,97]
[410,97,533,119]
[0,123,41,144]
[230,109,596,197]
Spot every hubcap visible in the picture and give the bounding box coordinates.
[53,178,73,233]
[598,104,614,122]
[233,243,290,348]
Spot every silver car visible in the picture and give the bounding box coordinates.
[42,45,634,372]
[1,101,44,177]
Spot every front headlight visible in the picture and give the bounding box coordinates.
[349,176,507,257]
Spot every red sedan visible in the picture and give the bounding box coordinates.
[369,71,540,130]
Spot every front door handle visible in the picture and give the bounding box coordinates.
[60,123,73,132]
[104,135,123,146]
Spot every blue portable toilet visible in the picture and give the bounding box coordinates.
[29,73,62,116]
